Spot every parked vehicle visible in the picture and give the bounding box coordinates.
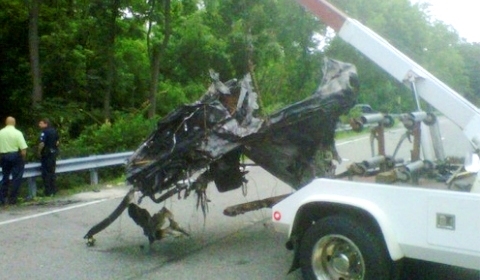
[353,103,376,114]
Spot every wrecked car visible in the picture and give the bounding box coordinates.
[84,58,359,245]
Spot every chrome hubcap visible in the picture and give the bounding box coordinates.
[311,234,365,279]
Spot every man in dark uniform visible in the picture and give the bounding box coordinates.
[38,118,59,197]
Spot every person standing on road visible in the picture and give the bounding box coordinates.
[38,118,59,197]
[0,116,28,205]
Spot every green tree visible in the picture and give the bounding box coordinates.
[146,0,172,118]
[457,43,480,105]
[326,0,470,112]
[3,0,480,164]
[200,0,325,113]
[27,0,42,105]
[0,1,31,119]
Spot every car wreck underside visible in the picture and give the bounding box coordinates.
[83,58,359,246]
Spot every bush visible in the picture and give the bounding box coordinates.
[45,111,157,190]
[63,111,157,157]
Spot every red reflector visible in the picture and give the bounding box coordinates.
[273,211,281,221]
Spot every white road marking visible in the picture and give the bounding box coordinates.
[337,136,370,146]
[0,199,108,226]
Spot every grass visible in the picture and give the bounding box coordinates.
[14,174,128,207]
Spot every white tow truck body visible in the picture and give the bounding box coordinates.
[272,179,480,270]
[271,0,480,278]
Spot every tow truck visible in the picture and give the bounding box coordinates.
[272,0,480,279]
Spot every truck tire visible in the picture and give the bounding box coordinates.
[299,215,396,280]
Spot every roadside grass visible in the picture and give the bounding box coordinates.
[17,174,127,206]
[56,174,128,198]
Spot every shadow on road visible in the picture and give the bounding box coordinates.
[402,258,479,280]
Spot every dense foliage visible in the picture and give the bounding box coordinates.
[2,0,480,166]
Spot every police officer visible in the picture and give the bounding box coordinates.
[38,118,59,197]
[0,116,28,205]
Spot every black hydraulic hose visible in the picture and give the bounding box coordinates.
[83,188,135,239]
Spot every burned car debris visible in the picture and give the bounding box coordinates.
[84,58,359,245]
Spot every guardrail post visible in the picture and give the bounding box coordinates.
[28,178,37,198]
[90,169,99,185]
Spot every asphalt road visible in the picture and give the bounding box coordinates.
[0,165,301,280]
[0,117,478,279]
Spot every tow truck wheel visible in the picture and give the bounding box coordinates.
[299,215,396,280]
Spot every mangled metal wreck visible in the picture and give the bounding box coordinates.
[84,58,359,246]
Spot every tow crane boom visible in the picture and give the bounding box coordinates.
[296,0,480,153]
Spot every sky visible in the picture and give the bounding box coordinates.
[411,0,480,43]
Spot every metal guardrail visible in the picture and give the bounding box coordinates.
[1,151,133,198]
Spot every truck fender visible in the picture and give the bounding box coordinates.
[294,195,405,261]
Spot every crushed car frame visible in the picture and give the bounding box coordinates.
[84,58,358,246]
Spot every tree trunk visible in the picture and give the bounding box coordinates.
[148,47,161,119]
[28,0,42,105]
[103,0,120,122]
[148,0,171,119]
